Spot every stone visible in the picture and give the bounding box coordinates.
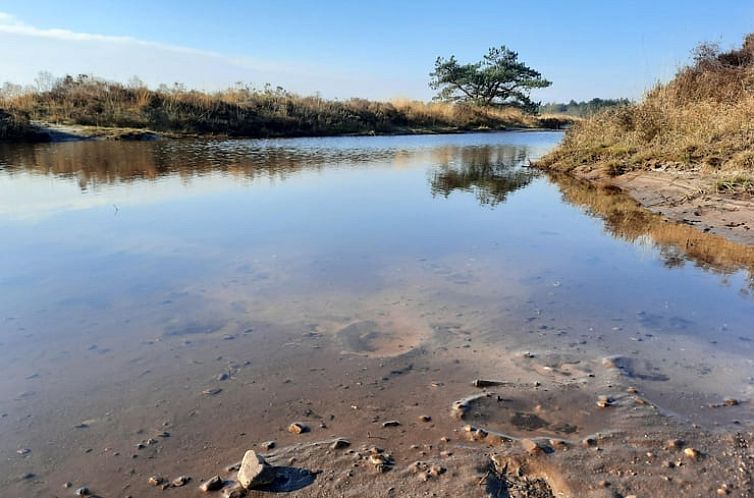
[418,415,432,422]
[472,379,505,388]
[330,438,351,450]
[261,441,275,450]
[16,448,30,455]
[451,400,469,419]
[582,436,597,447]
[172,475,191,487]
[684,447,700,460]
[203,388,223,396]
[287,422,308,434]
[237,450,276,489]
[382,420,401,427]
[596,395,614,408]
[147,476,164,487]
[428,465,446,477]
[521,438,544,455]
[549,439,568,449]
[199,475,223,492]
[75,487,91,496]
[222,484,248,498]
[665,439,685,450]
[367,447,394,472]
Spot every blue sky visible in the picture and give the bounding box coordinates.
[1,0,753,102]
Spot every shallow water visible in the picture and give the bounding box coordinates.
[1,131,753,493]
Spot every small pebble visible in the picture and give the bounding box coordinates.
[596,395,613,408]
[288,422,308,434]
[172,475,191,487]
[665,439,685,450]
[147,476,164,487]
[199,475,223,492]
[684,447,700,460]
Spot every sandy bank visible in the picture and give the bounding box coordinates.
[541,165,754,247]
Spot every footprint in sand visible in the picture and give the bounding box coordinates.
[336,318,427,357]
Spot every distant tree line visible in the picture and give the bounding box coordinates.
[539,98,632,117]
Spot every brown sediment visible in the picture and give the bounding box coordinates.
[3,305,752,498]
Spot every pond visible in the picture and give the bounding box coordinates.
[1,131,752,496]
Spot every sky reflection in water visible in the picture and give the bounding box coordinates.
[0,132,752,396]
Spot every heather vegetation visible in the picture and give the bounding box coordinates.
[0,74,571,141]
[538,33,754,195]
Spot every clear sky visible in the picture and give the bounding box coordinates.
[1,0,753,102]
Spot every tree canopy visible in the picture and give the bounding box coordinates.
[429,46,551,113]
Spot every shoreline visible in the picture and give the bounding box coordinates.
[0,120,572,144]
[537,164,754,247]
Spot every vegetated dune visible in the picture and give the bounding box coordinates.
[0,76,573,141]
[537,33,754,244]
[538,33,754,193]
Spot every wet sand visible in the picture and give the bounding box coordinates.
[3,304,752,497]
[1,134,753,497]
[547,165,754,247]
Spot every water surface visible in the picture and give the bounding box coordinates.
[1,131,753,493]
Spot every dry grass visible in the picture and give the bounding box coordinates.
[0,76,573,140]
[537,33,754,192]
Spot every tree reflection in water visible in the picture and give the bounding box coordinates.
[429,144,537,206]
